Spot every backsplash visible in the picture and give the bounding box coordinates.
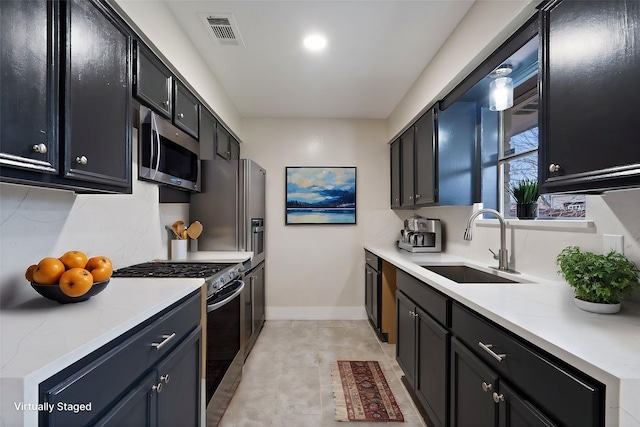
[400,188,640,302]
[0,180,187,307]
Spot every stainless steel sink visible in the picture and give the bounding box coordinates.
[421,265,521,284]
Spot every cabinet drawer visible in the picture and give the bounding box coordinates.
[365,250,380,271]
[41,291,201,427]
[397,269,449,326]
[451,302,603,427]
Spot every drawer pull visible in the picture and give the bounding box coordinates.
[151,333,176,350]
[492,392,505,403]
[478,341,506,362]
[481,381,493,392]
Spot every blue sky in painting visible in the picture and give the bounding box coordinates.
[287,168,355,208]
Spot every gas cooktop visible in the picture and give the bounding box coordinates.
[112,262,234,279]
[112,261,243,298]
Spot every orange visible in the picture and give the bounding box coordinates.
[25,264,37,282]
[90,265,113,282]
[59,251,88,269]
[33,258,66,285]
[58,268,93,297]
[86,256,112,271]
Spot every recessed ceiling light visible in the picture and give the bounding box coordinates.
[303,35,327,51]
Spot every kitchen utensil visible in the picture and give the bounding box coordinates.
[186,221,203,239]
[172,221,185,239]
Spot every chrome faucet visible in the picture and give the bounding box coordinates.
[463,208,509,271]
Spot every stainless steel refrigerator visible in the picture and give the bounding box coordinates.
[190,158,266,266]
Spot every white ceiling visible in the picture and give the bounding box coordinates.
[165,0,475,119]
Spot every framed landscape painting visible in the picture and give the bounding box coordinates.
[286,167,357,225]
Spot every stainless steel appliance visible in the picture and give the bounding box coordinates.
[397,215,442,253]
[112,261,245,427]
[138,105,201,192]
[191,158,266,266]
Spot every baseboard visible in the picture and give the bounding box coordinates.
[266,306,367,320]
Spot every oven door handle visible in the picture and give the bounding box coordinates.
[207,280,245,313]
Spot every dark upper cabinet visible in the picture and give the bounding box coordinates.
[437,102,476,205]
[199,108,216,161]
[414,109,437,206]
[400,127,415,207]
[134,41,172,118]
[391,108,438,209]
[540,0,640,193]
[216,124,240,162]
[390,139,401,208]
[63,0,131,189]
[0,0,59,176]
[133,42,200,140]
[173,80,200,139]
[0,0,131,193]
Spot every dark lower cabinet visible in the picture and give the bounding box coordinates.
[365,251,386,341]
[395,267,604,427]
[397,289,449,427]
[451,302,603,427]
[451,337,555,427]
[94,327,201,427]
[244,261,265,359]
[39,291,202,427]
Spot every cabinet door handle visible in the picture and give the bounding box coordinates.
[492,392,505,403]
[152,382,163,393]
[549,163,561,173]
[415,194,421,199]
[151,333,176,350]
[75,155,88,165]
[178,113,185,119]
[478,341,506,362]
[32,143,48,154]
[160,374,170,384]
[163,100,170,108]
[481,381,493,392]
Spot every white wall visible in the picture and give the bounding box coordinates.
[241,118,402,319]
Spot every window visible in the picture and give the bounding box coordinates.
[438,16,585,218]
[498,74,585,219]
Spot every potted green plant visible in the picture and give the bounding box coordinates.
[556,246,640,314]
[509,179,539,219]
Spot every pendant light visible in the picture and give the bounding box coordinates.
[489,64,514,111]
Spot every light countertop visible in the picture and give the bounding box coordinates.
[0,277,204,427]
[0,250,255,426]
[365,243,640,427]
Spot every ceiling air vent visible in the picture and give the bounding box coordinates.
[200,13,245,47]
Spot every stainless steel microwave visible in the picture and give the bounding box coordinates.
[138,106,201,192]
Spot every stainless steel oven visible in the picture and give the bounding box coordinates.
[205,278,244,426]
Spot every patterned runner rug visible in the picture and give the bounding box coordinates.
[331,360,405,422]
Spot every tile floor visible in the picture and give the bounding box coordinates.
[218,320,428,427]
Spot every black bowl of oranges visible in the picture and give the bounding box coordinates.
[26,251,113,304]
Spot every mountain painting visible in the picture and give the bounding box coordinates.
[286,167,356,224]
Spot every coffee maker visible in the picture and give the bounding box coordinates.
[398,215,442,253]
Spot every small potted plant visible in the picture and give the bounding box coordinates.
[556,246,640,314]
[509,179,539,219]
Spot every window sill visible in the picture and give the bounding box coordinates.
[475,218,595,233]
